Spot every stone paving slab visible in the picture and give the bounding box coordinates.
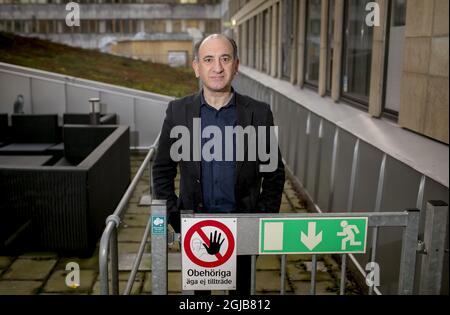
[255,270,292,293]
[42,269,97,293]
[286,266,334,282]
[256,255,280,270]
[91,279,143,295]
[2,258,57,280]
[0,280,42,295]
[291,280,338,295]
[118,227,146,242]
[118,242,150,254]
[0,257,13,269]
[19,252,58,260]
[123,214,150,228]
[55,254,99,271]
[125,203,151,214]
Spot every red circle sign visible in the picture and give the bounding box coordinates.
[184,220,235,268]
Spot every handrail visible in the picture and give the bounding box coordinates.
[99,132,160,295]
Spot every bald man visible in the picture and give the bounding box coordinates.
[153,34,285,295]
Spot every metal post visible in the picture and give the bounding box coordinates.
[369,154,386,295]
[250,255,257,295]
[151,200,168,295]
[303,112,311,188]
[280,255,286,295]
[310,254,317,295]
[89,97,100,125]
[110,228,119,295]
[419,201,448,294]
[340,254,347,295]
[398,209,420,295]
[313,119,323,202]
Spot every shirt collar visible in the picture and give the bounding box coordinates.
[201,87,236,109]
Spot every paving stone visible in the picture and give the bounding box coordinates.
[0,280,42,295]
[0,257,13,269]
[287,254,313,262]
[280,203,294,213]
[123,214,150,227]
[118,242,150,254]
[125,203,151,214]
[281,193,290,205]
[117,271,144,281]
[19,252,58,260]
[42,269,97,293]
[291,280,338,295]
[56,254,99,270]
[118,227,146,242]
[286,266,333,282]
[322,255,341,273]
[90,279,143,295]
[2,258,57,280]
[255,271,292,293]
[304,261,328,272]
[256,255,280,270]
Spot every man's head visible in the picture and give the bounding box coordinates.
[192,34,239,93]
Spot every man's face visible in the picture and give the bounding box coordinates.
[192,36,239,93]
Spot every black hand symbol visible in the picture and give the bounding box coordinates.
[202,230,224,255]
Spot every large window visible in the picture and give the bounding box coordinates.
[304,0,321,86]
[281,0,294,79]
[262,9,270,73]
[341,0,374,105]
[326,0,335,93]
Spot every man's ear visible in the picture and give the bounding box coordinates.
[192,60,200,78]
[234,58,240,75]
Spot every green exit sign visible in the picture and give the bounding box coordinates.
[259,217,368,254]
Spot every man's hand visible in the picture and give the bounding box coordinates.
[202,230,224,255]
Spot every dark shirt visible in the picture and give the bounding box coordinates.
[200,90,236,213]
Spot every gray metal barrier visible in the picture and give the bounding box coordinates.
[145,205,423,295]
[98,133,160,295]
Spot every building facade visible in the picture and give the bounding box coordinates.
[0,0,222,64]
[227,0,448,144]
[225,0,449,294]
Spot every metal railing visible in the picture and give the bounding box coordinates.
[147,205,424,295]
[98,133,160,295]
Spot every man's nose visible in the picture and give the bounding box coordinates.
[213,59,224,72]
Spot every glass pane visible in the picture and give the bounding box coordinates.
[326,0,335,92]
[392,0,406,27]
[305,0,321,86]
[281,0,294,79]
[342,0,374,104]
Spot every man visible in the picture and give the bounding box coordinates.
[153,34,285,294]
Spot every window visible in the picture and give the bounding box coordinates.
[281,0,294,79]
[341,0,374,105]
[304,0,321,87]
[392,0,406,27]
[262,9,270,73]
[326,0,335,93]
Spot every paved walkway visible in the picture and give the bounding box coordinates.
[0,152,360,295]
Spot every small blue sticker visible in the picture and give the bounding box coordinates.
[151,215,166,235]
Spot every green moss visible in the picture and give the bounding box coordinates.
[0,32,198,98]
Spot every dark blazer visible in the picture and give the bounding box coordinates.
[153,90,285,232]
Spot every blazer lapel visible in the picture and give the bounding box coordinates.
[186,92,202,180]
[235,92,253,184]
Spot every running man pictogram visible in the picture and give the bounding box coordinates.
[337,220,362,250]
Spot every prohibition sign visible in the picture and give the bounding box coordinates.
[183,220,235,268]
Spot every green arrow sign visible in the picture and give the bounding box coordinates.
[259,217,368,254]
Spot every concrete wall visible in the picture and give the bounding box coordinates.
[0,62,171,147]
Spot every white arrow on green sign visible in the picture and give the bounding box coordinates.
[259,217,368,254]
